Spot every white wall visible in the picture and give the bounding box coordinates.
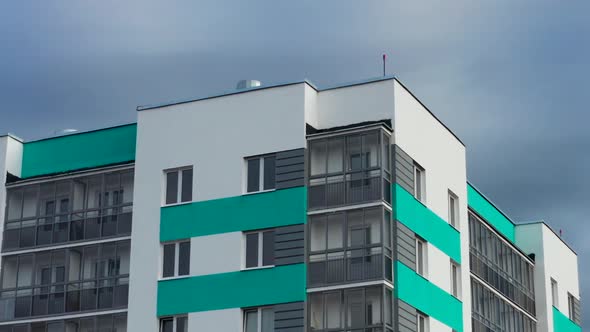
[0,136,23,261]
[188,308,242,332]
[393,80,471,331]
[427,244,452,294]
[190,232,242,277]
[429,315,454,332]
[314,79,395,129]
[516,222,580,331]
[128,84,309,332]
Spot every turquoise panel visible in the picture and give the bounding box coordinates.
[395,261,463,331]
[393,184,461,263]
[553,306,581,332]
[467,183,515,242]
[21,124,137,178]
[160,187,307,242]
[157,263,306,316]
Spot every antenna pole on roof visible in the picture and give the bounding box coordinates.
[382,54,387,76]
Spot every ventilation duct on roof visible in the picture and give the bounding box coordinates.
[236,80,261,90]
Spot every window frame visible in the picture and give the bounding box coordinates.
[243,230,275,270]
[448,190,459,228]
[416,312,428,332]
[415,237,427,277]
[163,166,193,206]
[161,240,191,279]
[551,278,559,307]
[450,260,461,299]
[244,154,276,194]
[160,315,188,332]
[243,306,274,332]
[568,293,575,320]
[413,163,425,203]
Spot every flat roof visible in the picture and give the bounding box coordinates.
[136,75,464,146]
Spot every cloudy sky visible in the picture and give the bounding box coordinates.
[1,0,589,326]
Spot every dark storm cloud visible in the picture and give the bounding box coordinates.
[1,0,589,326]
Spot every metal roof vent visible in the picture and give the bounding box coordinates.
[54,129,78,136]
[236,80,261,90]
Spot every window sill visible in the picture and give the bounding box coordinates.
[242,189,276,196]
[161,201,194,208]
[241,265,275,272]
[159,275,191,282]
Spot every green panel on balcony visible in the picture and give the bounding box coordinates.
[393,184,461,263]
[21,124,137,178]
[553,306,581,332]
[160,186,307,242]
[467,183,515,242]
[395,261,463,331]
[157,263,306,316]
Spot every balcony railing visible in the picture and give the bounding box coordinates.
[311,327,393,332]
[308,250,392,287]
[2,209,132,251]
[0,276,129,321]
[308,175,391,210]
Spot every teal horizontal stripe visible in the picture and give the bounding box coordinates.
[395,261,463,331]
[21,124,136,178]
[157,263,306,316]
[393,184,461,263]
[160,186,307,242]
[467,183,515,242]
[553,306,581,332]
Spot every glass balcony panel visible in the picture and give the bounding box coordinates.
[363,132,379,169]
[310,140,327,176]
[22,187,38,219]
[7,190,24,221]
[310,216,327,252]
[327,214,344,250]
[326,292,342,329]
[327,138,344,174]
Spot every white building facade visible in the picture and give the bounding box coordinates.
[0,77,581,332]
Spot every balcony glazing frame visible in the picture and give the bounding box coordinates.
[3,170,134,251]
[307,206,393,287]
[307,128,392,211]
[308,285,394,332]
[0,241,130,322]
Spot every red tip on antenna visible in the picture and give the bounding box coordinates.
[383,54,386,60]
[560,229,563,237]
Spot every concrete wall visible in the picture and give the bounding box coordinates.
[314,79,395,129]
[188,308,242,332]
[190,232,242,277]
[129,83,308,331]
[393,80,470,331]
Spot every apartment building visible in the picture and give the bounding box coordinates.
[0,76,582,332]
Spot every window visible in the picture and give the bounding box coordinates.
[416,238,427,277]
[162,241,191,278]
[568,293,575,320]
[245,230,274,268]
[164,167,193,205]
[160,315,188,332]
[551,278,558,307]
[246,155,276,193]
[414,163,425,202]
[417,313,428,332]
[448,191,459,228]
[450,261,460,298]
[243,307,274,332]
